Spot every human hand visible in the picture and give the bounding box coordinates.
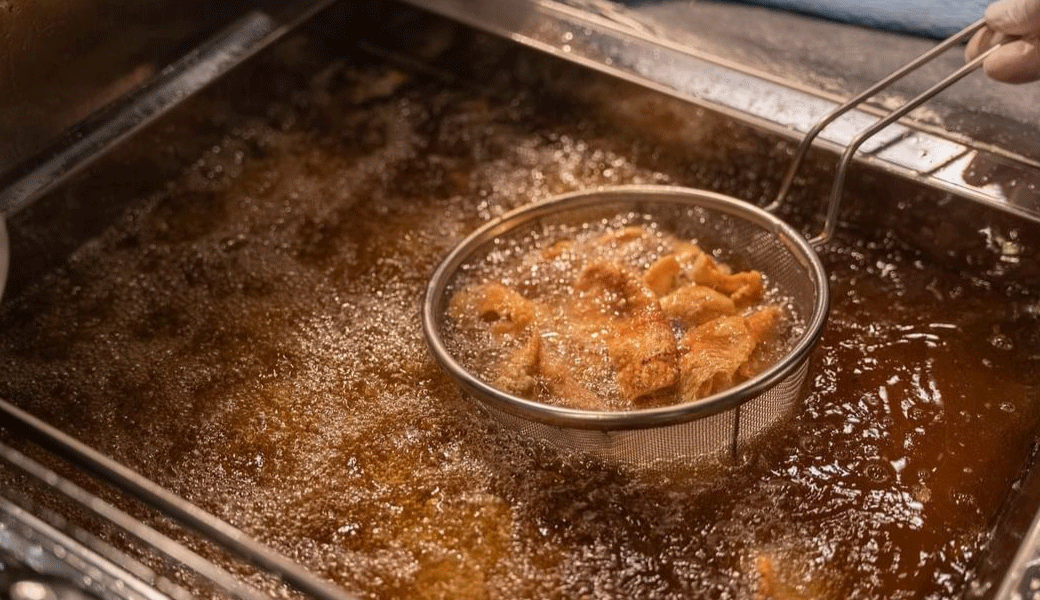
[966,0,1040,83]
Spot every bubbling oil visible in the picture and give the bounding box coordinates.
[0,17,1039,600]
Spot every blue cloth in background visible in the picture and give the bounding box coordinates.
[625,0,990,38]
[724,0,988,37]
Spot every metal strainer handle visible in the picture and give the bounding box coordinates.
[768,18,1004,247]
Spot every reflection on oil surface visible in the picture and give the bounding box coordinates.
[1,9,1040,600]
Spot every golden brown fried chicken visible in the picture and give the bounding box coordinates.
[660,284,737,327]
[689,253,764,308]
[573,261,678,401]
[678,316,755,400]
[448,282,535,337]
[745,305,783,344]
[537,343,601,410]
[596,226,651,246]
[493,333,541,396]
[446,224,786,410]
[673,241,704,263]
[643,255,682,297]
[678,306,783,400]
[540,240,574,261]
[739,306,784,378]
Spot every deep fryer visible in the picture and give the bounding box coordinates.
[0,2,1039,599]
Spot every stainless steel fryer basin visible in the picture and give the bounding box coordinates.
[0,2,1039,600]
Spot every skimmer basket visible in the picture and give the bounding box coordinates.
[422,187,827,465]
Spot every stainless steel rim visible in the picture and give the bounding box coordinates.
[0,215,8,302]
[422,185,830,431]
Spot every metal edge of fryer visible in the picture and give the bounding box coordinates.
[394,0,1040,227]
[9,0,1040,224]
[0,215,7,302]
[994,509,1040,600]
[0,397,360,600]
[0,0,338,219]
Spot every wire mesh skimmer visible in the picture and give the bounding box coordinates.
[422,19,1002,466]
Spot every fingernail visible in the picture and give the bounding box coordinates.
[985,40,1040,83]
[965,28,993,61]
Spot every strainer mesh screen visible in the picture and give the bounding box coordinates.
[481,359,808,465]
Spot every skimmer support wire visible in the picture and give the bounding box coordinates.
[767,18,1003,246]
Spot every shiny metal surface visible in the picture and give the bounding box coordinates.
[0,2,265,180]
[0,215,7,301]
[770,19,987,211]
[0,0,338,218]
[819,45,1000,245]
[400,0,1040,226]
[0,442,265,600]
[0,496,174,600]
[995,509,1040,600]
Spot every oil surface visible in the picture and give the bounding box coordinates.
[2,13,1040,600]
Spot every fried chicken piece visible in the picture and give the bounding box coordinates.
[573,261,678,401]
[537,343,601,410]
[677,316,756,400]
[448,282,535,336]
[611,331,680,402]
[449,228,782,409]
[643,255,681,297]
[729,275,765,308]
[739,305,784,378]
[673,241,704,263]
[660,284,737,327]
[596,225,650,246]
[451,279,610,406]
[493,333,541,396]
[745,305,783,344]
[678,305,784,400]
[595,226,663,269]
[690,253,764,308]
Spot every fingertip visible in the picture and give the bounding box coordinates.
[986,0,1040,35]
[985,0,1013,28]
[966,27,995,61]
[983,39,1040,83]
